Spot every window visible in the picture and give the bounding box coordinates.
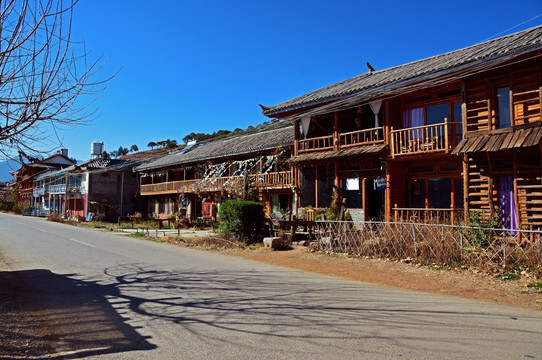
[426,103,449,125]
[403,102,461,128]
[496,87,511,129]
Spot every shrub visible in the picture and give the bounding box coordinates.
[218,199,265,243]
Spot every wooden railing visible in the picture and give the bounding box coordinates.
[141,172,293,195]
[249,171,293,189]
[340,127,384,148]
[33,186,46,196]
[390,120,462,157]
[48,184,66,194]
[298,134,333,153]
[393,207,465,224]
[141,179,198,195]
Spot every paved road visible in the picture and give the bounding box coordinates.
[0,212,541,359]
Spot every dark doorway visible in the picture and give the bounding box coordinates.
[367,179,384,220]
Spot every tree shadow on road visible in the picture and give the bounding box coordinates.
[0,268,156,359]
[2,262,541,359]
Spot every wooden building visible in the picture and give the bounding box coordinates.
[11,152,75,208]
[32,158,143,220]
[136,126,294,221]
[261,25,542,229]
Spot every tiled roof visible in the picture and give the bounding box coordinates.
[452,125,542,154]
[136,126,294,171]
[262,25,542,117]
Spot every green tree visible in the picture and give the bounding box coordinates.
[130,144,139,152]
[147,141,157,149]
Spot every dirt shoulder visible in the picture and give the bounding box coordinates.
[220,245,542,311]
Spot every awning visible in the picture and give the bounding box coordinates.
[452,126,542,155]
[289,143,387,164]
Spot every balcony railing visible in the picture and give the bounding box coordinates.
[33,187,46,197]
[390,120,462,157]
[393,207,465,224]
[140,172,294,195]
[298,127,385,153]
[48,184,66,194]
[298,134,333,153]
[141,179,198,195]
[340,127,384,148]
[249,171,293,189]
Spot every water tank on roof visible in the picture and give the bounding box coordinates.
[91,141,104,156]
[60,148,68,157]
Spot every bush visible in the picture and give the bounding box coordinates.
[218,199,265,243]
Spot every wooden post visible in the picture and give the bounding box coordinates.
[451,177,456,224]
[294,119,300,156]
[487,152,494,215]
[362,178,367,221]
[315,166,319,208]
[390,126,395,158]
[385,168,392,221]
[513,149,520,244]
[444,117,449,152]
[333,111,340,151]
[463,154,469,223]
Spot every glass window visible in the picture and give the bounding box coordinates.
[453,102,462,122]
[496,87,511,129]
[426,103,449,125]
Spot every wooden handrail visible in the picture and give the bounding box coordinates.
[340,127,384,148]
[392,206,464,224]
[390,121,462,157]
[249,171,293,188]
[298,134,333,153]
[141,172,294,195]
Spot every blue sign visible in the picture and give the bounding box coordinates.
[375,176,387,191]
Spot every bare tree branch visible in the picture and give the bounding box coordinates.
[0,0,110,162]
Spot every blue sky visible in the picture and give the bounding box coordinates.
[54,0,542,161]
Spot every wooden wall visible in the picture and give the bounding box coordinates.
[465,59,542,132]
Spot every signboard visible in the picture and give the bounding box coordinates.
[375,176,387,191]
[348,209,365,223]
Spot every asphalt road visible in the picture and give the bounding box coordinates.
[0,212,541,359]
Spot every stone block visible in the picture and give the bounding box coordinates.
[263,237,282,249]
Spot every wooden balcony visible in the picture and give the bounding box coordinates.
[340,127,384,148]
[298,127,385,153]
[298,134,333,153]
[49,184,66,194]
[390,120,462,157]
[393,207,464,224]
[249,171,293,189]
[141,172,294,195]
[141,179,198,195]
[33,187,46,197]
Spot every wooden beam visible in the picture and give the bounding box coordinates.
[487,152,494,214]
[362,178,368,221]
[385,167,391,221]
[294,119,300,156]
[463,154,469,220]
[333,111,340,151]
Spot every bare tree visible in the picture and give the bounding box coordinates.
[0,0,108,162]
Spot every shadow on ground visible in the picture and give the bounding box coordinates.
[0,269,156,359]
[1,262,541,359]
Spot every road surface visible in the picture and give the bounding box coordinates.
[0,212,541,359]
